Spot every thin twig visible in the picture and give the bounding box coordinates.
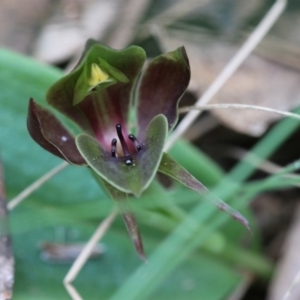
[147,0,210,27]
[64,209,117,300]
[282,262,300,300]
[137,0,211,41]
[0,158,14,300]
[8,161,69,211]
[278,206,300,300]
[165,0,287,151]
[64,283,83,300]
[64,209,118,284]
[221,146,300,187]
[179,103,300,121]
[227,272,254,300]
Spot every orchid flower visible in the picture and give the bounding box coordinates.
[27,40,249,259]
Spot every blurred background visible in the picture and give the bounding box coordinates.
[2,0,300,137]
[1,0,300,299]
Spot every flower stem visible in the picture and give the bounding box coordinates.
[179,103,300,121]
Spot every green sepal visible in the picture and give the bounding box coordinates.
[46,40,146,131]
[92,173,145,260]
[158,153,250,231]
[76,114,168,197]
[73,57,130,105]
[98,58,129,83]
[73,63,116,105]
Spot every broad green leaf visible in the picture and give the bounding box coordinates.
[0,48,261,300]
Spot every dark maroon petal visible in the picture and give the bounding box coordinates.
[27,99,65,160]
[27,99,86,165]
[137,47,190,140]
[77,91,135,151]
[46,75,93,134]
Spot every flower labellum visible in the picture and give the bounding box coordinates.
[27,39,249,259]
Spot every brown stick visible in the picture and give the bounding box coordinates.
[0,159,14,300]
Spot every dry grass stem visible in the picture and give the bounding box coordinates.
[140,0,210,40]
[165,0,287,151]
[273,206,300,300]
[105,0,151,48]
[282,258,300,300]
[64,283,83,300]
[8,161,69,211]
[64,210,118,285]
[222,147,300,187]
[0,158,14,300]
[227,272,254,300]
[179,103,300,121]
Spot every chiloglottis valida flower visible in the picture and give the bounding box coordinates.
[27,39,249,259]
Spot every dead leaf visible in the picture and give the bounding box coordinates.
[154,26,300,137]
[39,241,105,264]
[267,205,300,300]
[0,0,52,54]
[33,0,121,63]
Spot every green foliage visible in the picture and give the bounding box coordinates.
[1,47,298,299]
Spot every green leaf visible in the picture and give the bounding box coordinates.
[158,153,250,231]
[0,47,263,300]
[76,114,168,196]
[112,105,300,300]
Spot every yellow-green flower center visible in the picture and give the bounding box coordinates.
[88,63,109,86]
